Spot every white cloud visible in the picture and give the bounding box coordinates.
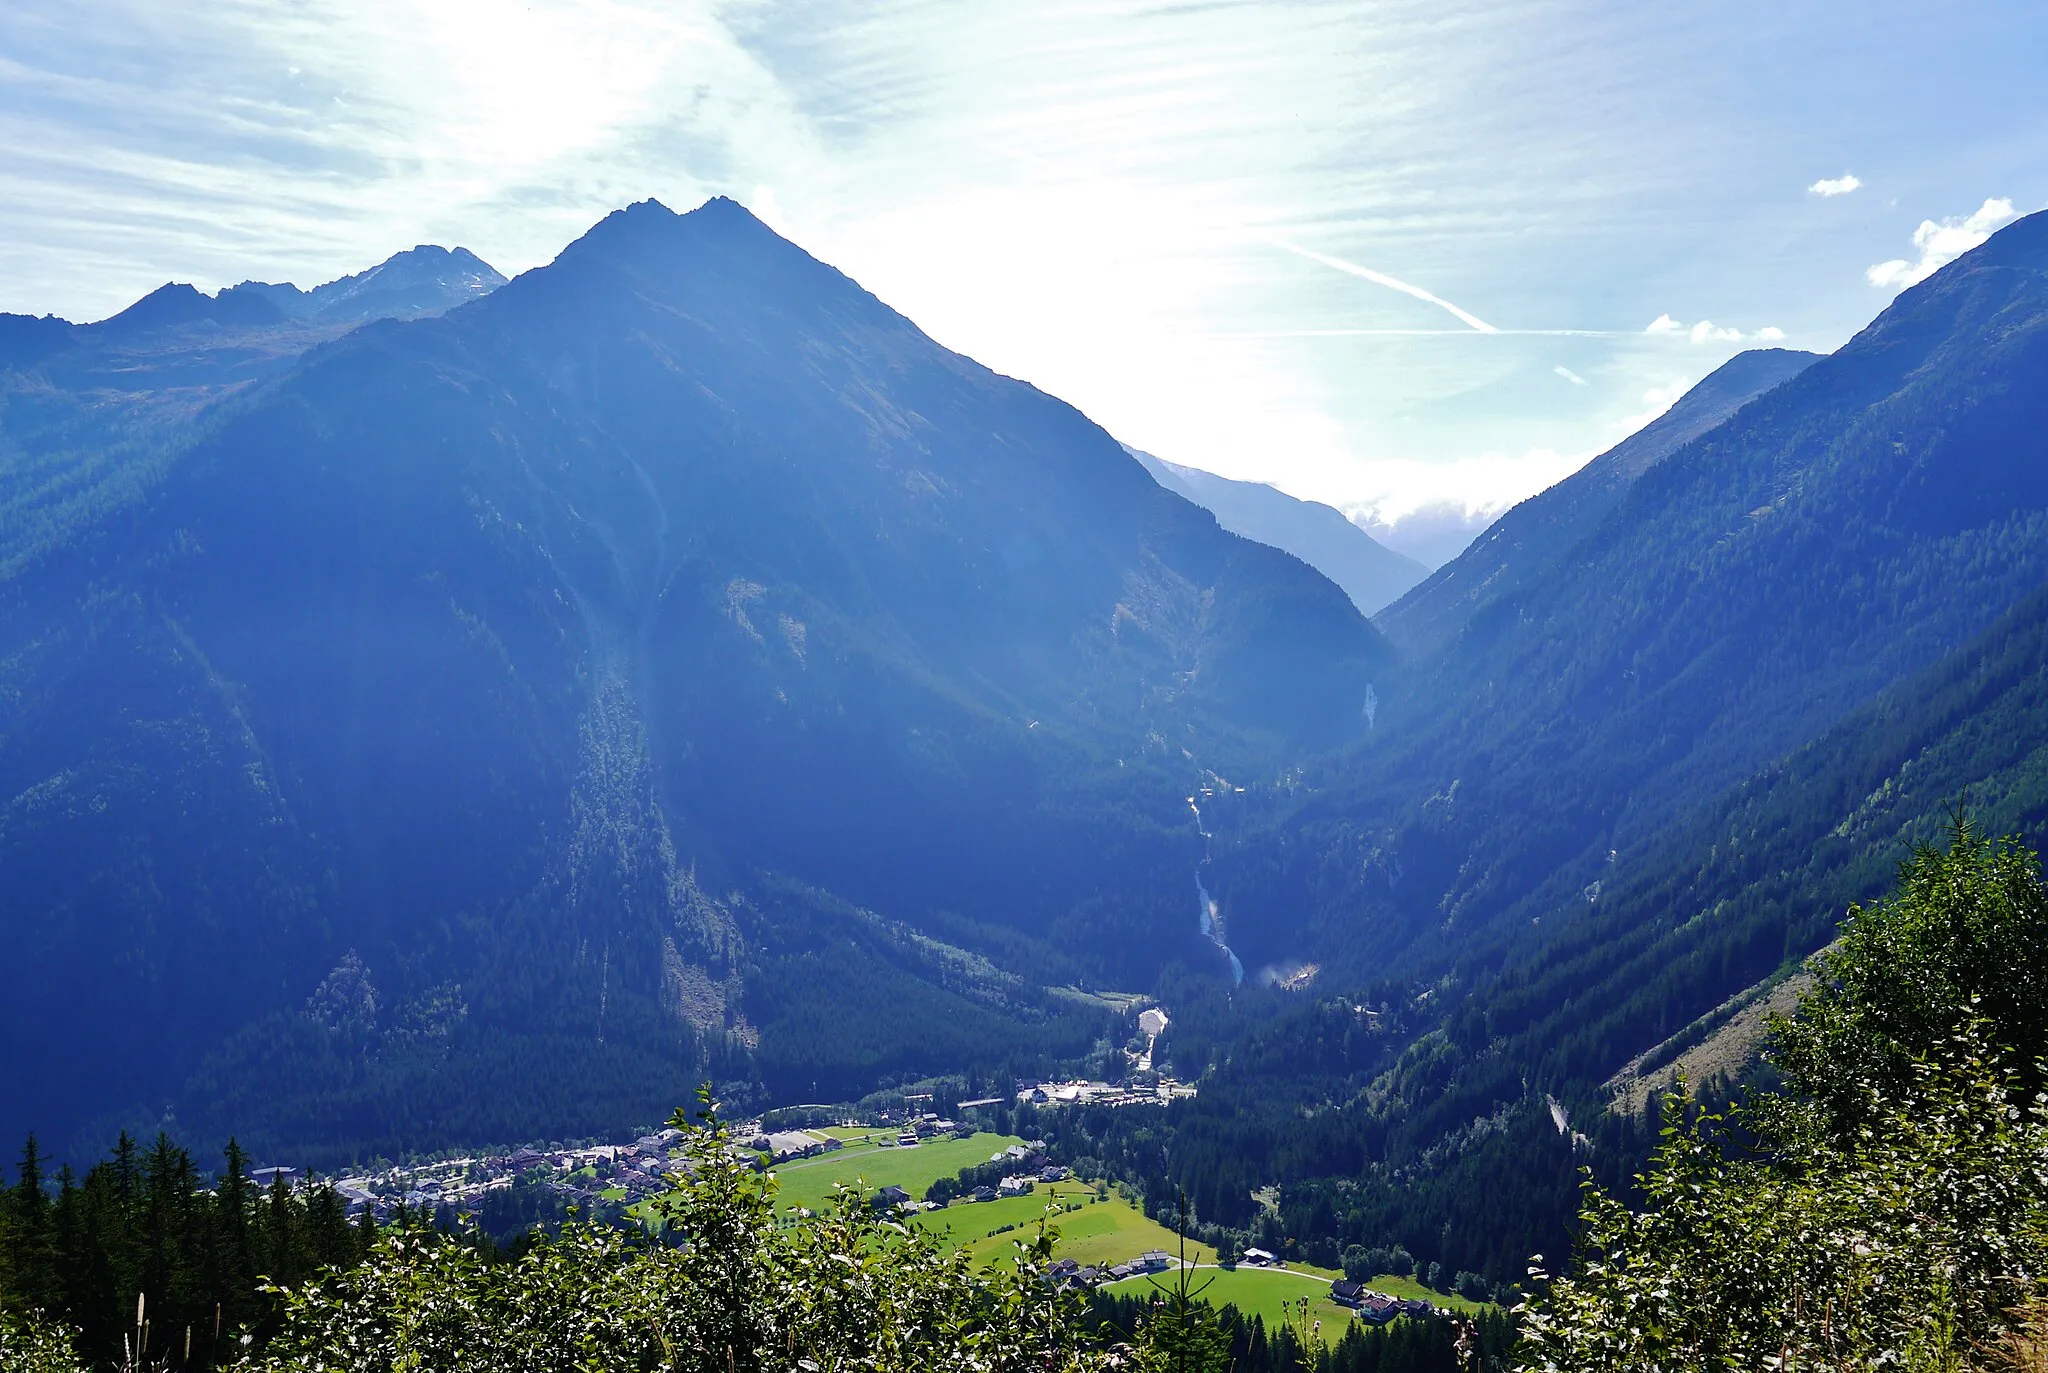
[1337,445,1598,565]
[1553,364,1587,385]
[1866,197,2021,289]
[1648,314,1776,344]
[1336,447,1593,527]
[1809,173,1862,197]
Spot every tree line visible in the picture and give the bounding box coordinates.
[0,1133,369,1368]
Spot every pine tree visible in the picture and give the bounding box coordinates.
[207,1138,260,1341]
[6,1137,56,1315]
[1135,1195,1234,1373]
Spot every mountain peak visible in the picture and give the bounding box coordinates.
[298,243,506,322]
[91,279,284,334]
[560,195,785,270]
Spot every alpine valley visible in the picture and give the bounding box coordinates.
[4,196,2048,1295]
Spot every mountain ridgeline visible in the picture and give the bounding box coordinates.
[0,198,1384,1159]
[1376,346,1821,659]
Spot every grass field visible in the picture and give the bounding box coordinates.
[1105,1267,1350,1337]
[759,1139,1215,1278]
[935,1181,1215,1270]
[1099,1265,1482,1342]
[648,1131,1482,1328]
[765,1131,1026,1215]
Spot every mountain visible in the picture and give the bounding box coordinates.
[1376,347,1820,659]
[81,245,504,338]
[1129,448,1429,614]
[0,244,508,469]
[226,245,507,323]
[88,281,289,335]
[0,198,1384,1160]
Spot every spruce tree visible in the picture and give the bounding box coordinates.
[6,1137,56,1315]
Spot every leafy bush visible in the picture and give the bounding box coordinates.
[1518,823,2048,1369]
[0,1311,88,1373]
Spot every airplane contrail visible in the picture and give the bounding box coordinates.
[1268,237,1499,333]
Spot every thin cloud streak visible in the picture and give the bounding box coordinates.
[1198,328,1635,338]
[1267,236,1500,333]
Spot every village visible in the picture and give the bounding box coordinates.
[246,1099,1461,1334]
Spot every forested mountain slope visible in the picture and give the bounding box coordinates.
[1213,209,2048,986]
[1088,211,2048,1282]
[1377,347,1819,659]
[1129,447,1428,613]
[0,198,1383,1160]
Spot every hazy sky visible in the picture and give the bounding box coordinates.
[2,1,2043,554]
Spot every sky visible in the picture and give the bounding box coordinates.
[2,1,2044,563]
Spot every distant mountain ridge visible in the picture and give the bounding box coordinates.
[1128,447,1429,614]
[1222,210,2048,980]
[80,243,505,335]
[226,245,507,323]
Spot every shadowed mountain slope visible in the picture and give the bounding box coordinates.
[0,198,1384,1159]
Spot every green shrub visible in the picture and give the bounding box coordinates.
[1518,823,2048,1370]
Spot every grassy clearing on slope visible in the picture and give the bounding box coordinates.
[934,1181,1214,1270]
[1100,1267,1483,1344]
[766,1132,1025,1215]
[1105,1268,1349,1339]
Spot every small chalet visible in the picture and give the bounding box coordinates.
[1357,1295,1401,1326]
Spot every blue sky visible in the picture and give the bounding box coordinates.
[2,1,2043,557]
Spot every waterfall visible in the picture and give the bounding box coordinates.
[1188,795,1244,985]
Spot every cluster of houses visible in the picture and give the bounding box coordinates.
[1040,1250,1443,1328]
[321,1128,694,1221]
[745,1115,968,1163]
[1046,1250,1178,1290]
[304,1114,1035,1225]
[738,1129,848,1162]
[1014,1078,1198,1109]
[1328,1281,1441,1326]
[986,1162,1068,1201]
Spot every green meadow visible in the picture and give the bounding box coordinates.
[660,1127,1478,1334]
[765,1130,1026,1215]
[1104,1266,1351,1337]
